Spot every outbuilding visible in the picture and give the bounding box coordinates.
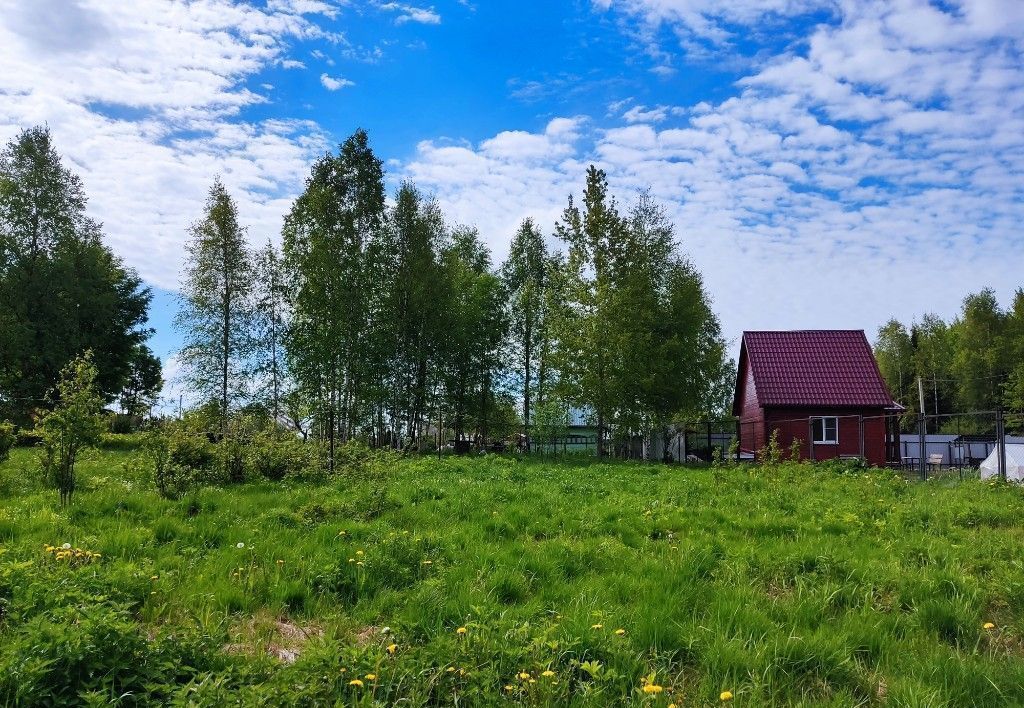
[732,330,900,466]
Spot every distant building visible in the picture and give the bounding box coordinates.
[732,330,901,466]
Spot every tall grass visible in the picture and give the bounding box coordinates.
[1,444,1023,705]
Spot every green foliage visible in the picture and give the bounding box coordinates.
[0,126,153,426]
[175,177,254,426]
[758,428,783,466]
[145,423,216,500]
[37,352,105,505]
[789,437,803,462]
[0,421,14,464]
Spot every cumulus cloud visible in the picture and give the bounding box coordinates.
[0,0,335,292]
[320,72,355,90]
[402,0,1024,343]
[378,2,442,25]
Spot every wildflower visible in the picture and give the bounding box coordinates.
[518,672,531,680]
[236,542,245,549]
[62,543,71,550]
[349,679,364,687]
[591,623,603,630]
[348,558,355,563]
[365,673,377,680]
[422,559,433,565]
[150,575,159,580]
[387,643,398,654]
[277,559,284,565]
[984,622,996,630]
[669,704,677,708]
[447,667,456,673]
[356,550,364,556]
[456,626,467,635]
[356,561,365,566]
[338,530,347,536]
[614,628,626,636]
[541,670,555,678]
[505,685,515,692]
[720,690,734,701]
[643,684,664,694]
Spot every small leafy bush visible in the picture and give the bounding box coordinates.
[0,421,14,464]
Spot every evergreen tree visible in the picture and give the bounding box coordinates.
[175,177,253,426]
[120,344,163,417]
[0,126,151,424]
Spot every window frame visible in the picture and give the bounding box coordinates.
[812,416,839,445]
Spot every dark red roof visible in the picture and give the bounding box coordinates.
[738,330,895,408]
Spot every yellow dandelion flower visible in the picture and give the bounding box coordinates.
[614,628,626,636]
[356,561,364,566]
[150,575,159,580]
[356,550,364,556]
[277,559,284,565]
[447,667,456,673]
[349,679,363,687]
[591,623,603,630]
[348,558,355,563]
[720,690,734,701]
[642,684,664,694]
[984,622,996,630]
[456,626,467,635]
[504,685,515,691]
[387,643,398,654]
[422,559,432,565]
[669,704,677,708]
[338,530,347,536]
[541,670,555,678]
[529,678,536,683]
[365,673,377,680]
[518,672,531,680]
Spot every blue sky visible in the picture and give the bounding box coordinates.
[2,0,1024,405]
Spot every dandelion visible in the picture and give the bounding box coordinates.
[349,679,364,688]
[642,684,664,694]
[720,690,734,701]
[591,623,603,630]
[505,685,515,692]
[984,622,996,630]
[447,667,456,673]
[614,628,626,636]
[348,558,355,563]
[422,559,433,565]
[62,543,71,550]
[365,673,377,680]
[150,575,159,580]
[387,643,398,654]
[276,559,284,565]
[338,530,347,536]
[541,670,555,678]
[456,626,467,635]
[518,672,531,680]
[150,591,157,595]
[356,550,364,556]
[236,542,245,549]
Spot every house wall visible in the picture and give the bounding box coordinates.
[763,407,889,466]
[735,358,766,455]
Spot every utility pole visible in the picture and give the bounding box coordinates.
[917,377,927,480]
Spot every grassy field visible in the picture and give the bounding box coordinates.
[2,440,1024,706]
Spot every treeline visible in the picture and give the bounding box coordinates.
[177,130,732,464]
[874,288,1024,430]
[0,128,162,426]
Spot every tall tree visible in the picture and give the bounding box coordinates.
[252,240,288,421]
[951,288,1007,412]
[283,130,386,467]
[912,313,954,424]
[176,177,253,426]
[875,320,914,409]
[0,126,151,424]
[501,218,548,451]
[553,166,625,457]
[119,344,163,417]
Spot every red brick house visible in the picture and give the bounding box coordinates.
[732,330,900,466]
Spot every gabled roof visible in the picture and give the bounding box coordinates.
[734,330,896,411]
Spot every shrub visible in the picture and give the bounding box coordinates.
[146,425,216,499]
[250,430,312,481]
[0,421,14,464]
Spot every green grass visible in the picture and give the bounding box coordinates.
[2,441,1024,706]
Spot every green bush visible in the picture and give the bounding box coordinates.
[0,421,14,464]
[250,430,314,481]
[146,425,217,499]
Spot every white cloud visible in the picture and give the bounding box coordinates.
[320,72,355,90]
[378,2,441,25]
[403,1,1024,344]
[0,0,334,299]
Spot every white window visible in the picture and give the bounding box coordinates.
[812,417,838,444]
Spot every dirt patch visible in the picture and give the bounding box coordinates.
[224,613,323,663]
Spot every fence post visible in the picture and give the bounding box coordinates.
[997,407,1007,482]
[808,418,815,461]
[735,419,741,463]
[918,412,927,481]
[858,416,865,459]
